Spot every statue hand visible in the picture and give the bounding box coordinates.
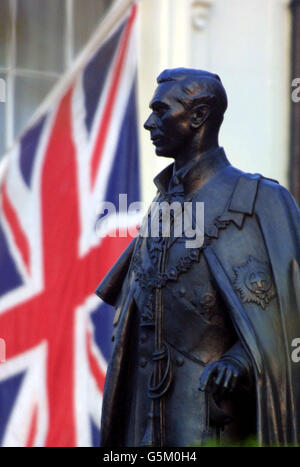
[199,359,244,399]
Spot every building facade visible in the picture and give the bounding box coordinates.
[137,0,293,204]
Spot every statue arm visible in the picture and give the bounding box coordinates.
[95,237,137,306]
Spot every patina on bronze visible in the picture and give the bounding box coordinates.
[96,68,300,447]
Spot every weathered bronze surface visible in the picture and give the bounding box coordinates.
[96,68,300,447]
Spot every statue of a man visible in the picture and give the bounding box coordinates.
[96,68,300,447]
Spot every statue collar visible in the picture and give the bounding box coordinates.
[153,147,231,196]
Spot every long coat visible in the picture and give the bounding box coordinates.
[97,163,300,447]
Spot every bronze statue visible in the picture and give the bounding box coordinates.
[96,68,300,447]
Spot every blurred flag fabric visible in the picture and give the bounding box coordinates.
[0,0,140,447]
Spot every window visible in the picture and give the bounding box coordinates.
[0,0,112,157]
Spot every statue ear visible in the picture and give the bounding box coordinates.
[190,103,211,129]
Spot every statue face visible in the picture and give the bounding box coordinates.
[144,82,192,158]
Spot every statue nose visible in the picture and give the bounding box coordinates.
[144,114,155,130]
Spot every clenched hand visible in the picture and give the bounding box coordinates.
[199,359,244,399]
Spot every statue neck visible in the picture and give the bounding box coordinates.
[174,137,220,171]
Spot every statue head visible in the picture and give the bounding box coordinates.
[144,68,227,160]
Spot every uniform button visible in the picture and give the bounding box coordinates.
[179,287,186,297]
[176,356,184,367]
[140,333,147,343]
[140,358,147,368]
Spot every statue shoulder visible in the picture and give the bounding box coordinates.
[256,175,300,214]
[229,168,299,216]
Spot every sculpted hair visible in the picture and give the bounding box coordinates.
[157,68,228,126]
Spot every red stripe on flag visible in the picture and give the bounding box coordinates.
[90,3,137,188]
[2,182,31,275]
[26,405,38,447]
[42,85,78,447]
[86,330,105,393]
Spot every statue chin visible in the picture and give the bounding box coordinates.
[154,146,173,158]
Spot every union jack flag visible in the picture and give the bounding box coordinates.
[0,2,139,447]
